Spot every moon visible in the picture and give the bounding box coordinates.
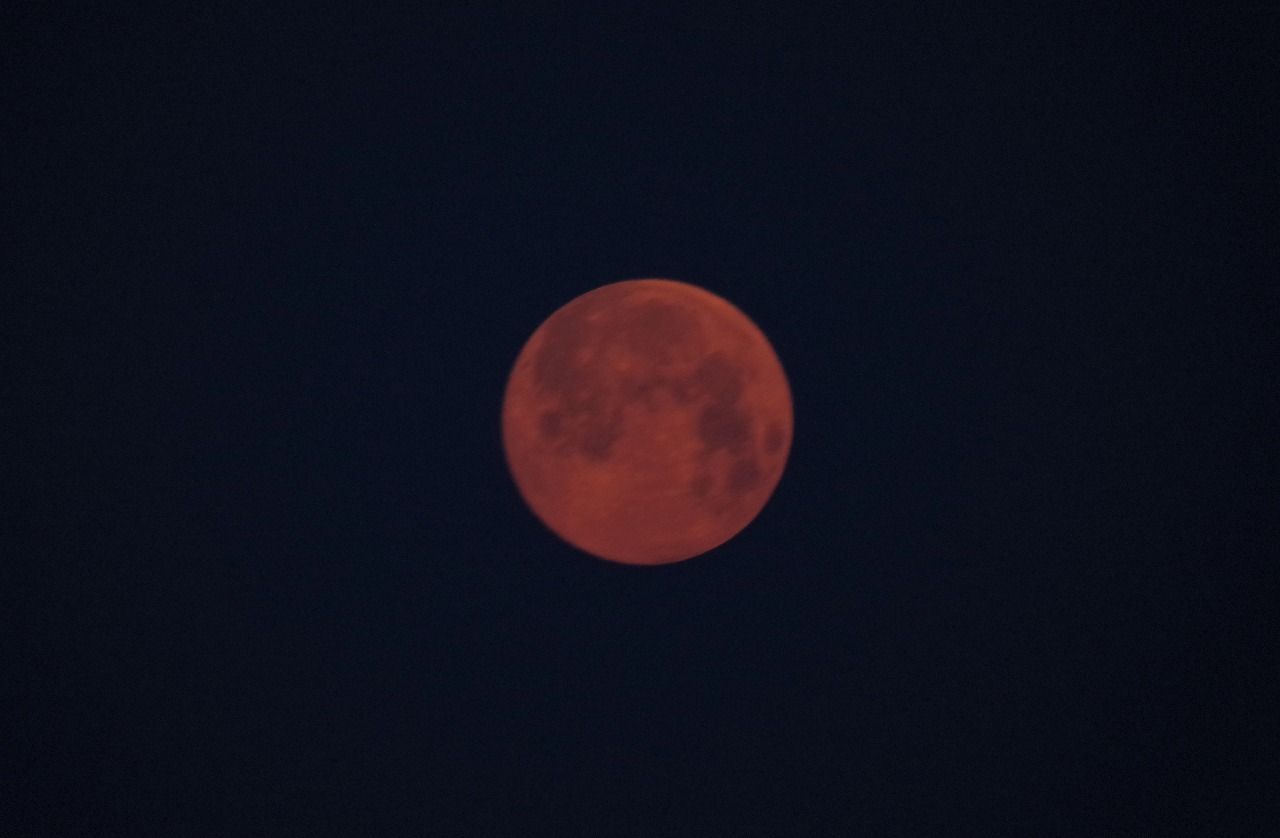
[501,278,793,565]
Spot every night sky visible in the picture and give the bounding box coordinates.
[8,5,1275,835]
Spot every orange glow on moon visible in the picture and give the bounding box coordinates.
[501,278,793,565]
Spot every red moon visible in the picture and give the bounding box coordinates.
[501,278,793,565]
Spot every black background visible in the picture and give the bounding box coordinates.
[7,4,1275,835]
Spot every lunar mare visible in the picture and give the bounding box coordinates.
[501,278,792,565]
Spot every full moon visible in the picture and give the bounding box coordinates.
[501,278,793,565]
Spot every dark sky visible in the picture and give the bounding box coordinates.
[8,4,1274,835]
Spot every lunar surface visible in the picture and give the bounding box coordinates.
[501,278,792,565]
